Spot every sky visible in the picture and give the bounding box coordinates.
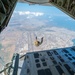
[15,2,66,15]
[12,2,75,31]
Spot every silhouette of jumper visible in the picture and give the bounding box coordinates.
[34,37,43,46]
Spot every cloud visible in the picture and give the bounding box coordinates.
[12,14,14,17]
[19,11,30,15]
[49,16,53,22]
[14,11,44,17]
[27,15,33,19]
